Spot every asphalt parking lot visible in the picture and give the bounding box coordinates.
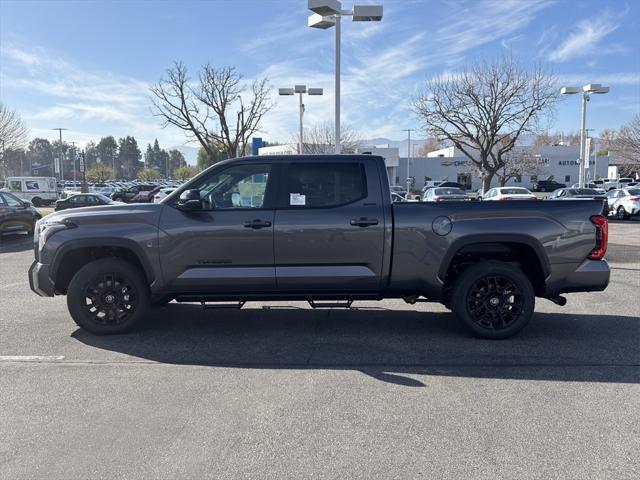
[1,221,639,479]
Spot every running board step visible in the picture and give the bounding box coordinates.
[308,300,353,309]
[200,301,245,310]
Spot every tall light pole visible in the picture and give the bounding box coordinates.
[308,1,383,154]
[402,128,413,196]
[279,85,324,154]
[560,84,609,187]
[52,127,67,181]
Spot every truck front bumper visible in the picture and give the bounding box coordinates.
[29,261,55,297]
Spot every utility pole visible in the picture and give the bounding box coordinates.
[69,141,78,184]
[402,128,413,198]
[52,127,67,181]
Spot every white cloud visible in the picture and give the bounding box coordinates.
[435,0,555,60]
[0,42,186,148]
[548,13,623,62]
[557,72,640,86]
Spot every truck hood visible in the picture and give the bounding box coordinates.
[47,202,164,227]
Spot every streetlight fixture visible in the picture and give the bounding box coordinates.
[308,0,383,154]
[279,84,324,154]
[560,84,609,187]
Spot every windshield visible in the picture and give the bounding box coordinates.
[434,188,464,195]
[95,194,113,202]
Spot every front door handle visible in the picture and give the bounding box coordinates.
[350,217,379,227]
[244,219,272,229]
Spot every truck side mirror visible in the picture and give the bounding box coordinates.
[177,189,202,210]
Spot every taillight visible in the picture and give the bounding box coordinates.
[589,215,608,260]
[499,196,512,201]
[629,197,640,201]
[435,197,444,202]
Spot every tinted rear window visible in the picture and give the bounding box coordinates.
[571,189,599,195]
[282,163,367,208]
[434,188,464,195]
[500,188,531,195]
[627,189,640,195]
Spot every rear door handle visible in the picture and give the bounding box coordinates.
[244,219,272,229]
[350,217,379,227]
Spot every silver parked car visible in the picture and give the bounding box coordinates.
[422,187,470,202]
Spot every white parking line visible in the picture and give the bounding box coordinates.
[0,355,65,362]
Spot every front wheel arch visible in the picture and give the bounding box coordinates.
[52,242,154,294]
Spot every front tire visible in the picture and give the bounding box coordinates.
[67,258,149,335]
[451,262,534,339]
[32,197,42,207]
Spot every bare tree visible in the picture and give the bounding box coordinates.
[413,56,558,192]
[610,115,640,177]
[496,147,549,186]
[292,122,362,154]
[150,62,273,160]
[0,103,29,151]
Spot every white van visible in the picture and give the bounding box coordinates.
[3,177,58,206]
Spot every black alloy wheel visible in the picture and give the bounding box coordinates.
[82,272,139,325]
[67,258,149,334]
[466,275,523,330]
[451,262,534,339]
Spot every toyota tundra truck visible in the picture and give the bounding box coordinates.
[29,155,610,338]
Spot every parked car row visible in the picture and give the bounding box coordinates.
[392,183,638,221]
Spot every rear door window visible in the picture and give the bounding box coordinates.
[281,163,367,208]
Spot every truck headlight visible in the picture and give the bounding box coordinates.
[35,218,75,251]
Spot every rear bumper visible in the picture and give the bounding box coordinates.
[547,259,610,296]
[28,261,55,297]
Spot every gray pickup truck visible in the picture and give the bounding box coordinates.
[29,155,610,338]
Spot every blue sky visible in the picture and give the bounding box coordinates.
[1,0,639,154]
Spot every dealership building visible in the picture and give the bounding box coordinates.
[395,144,610,190]
[258,141,610,190]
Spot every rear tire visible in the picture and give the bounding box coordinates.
[617,206,628,220]
[67,258,149,335]
[32,197,42,207]
[451,261,534,339]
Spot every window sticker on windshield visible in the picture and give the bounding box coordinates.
[290,193,306,206]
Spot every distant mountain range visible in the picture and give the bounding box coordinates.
[168,145,199,165]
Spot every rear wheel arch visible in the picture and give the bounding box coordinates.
[440,235,549,297]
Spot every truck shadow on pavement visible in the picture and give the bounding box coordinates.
[72,305,640,387]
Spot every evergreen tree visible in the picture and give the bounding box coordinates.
[84,141,100,168]
[117,136,142,179]
[27,138,54,176]
[144,143,156,171]
[168,149,187,177]
[96,136,118,177]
